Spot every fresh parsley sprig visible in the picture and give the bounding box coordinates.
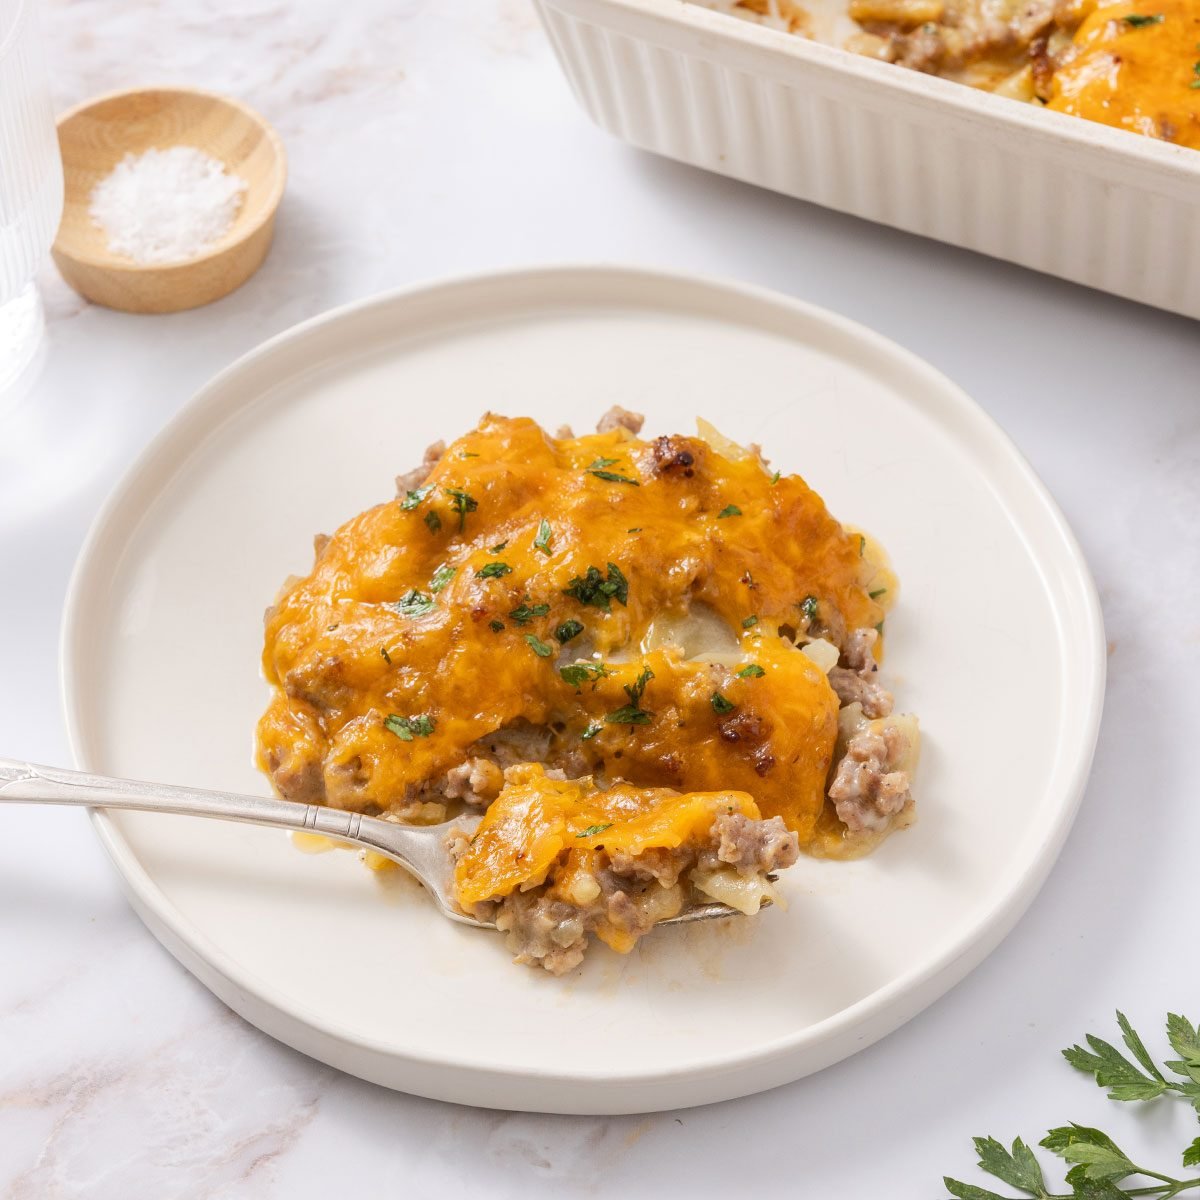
[944,1012,1200,1200]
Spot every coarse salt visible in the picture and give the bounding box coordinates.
[89,145,248,266]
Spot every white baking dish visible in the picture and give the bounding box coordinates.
[533,0,1200,320]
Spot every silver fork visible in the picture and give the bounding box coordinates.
[0,759,741,931]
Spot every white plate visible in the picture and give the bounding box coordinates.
[61,266,1105,1115]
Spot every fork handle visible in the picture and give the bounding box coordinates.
[0,757,368,841]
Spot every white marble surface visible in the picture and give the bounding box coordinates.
[2,0,1198,1195]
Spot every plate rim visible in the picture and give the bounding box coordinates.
[59,263,1107,1112]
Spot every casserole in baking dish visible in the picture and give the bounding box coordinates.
[534,0,1200,320]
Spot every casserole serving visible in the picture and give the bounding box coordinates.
[534,0,1200,320]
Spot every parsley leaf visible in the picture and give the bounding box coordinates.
[534,519,553,556]
[799,595,819,622]
[971,1137,1049,1196]
[559,661,609,689]
[710,691,735,715]
[1042,1126,1136,1183]
[587,456,619,469]
[626,665,652,705]
[605,705,652,726]
[1122,12,1163,24]
[717,504,742,518]
[444,487,478,532]
[606,666,654,725]
[943,1180,1006,1200]
[563,562,629,610]
[590,469,640,486]
[509,600,550,625]
[391,589,434,617]
[489,540,508,553]
[429,564,456,593]
[742,615,759,629]
[581,721,603,740]
[400,485,433,511]
[1064,1023,1171,1102]
[380,646,392,665]
[554,619,584,644]
[576,823,612,838]
[525,633,554,657]
[1166,1013,1200,1068]
[489,619,504,632]
[869,588,888,600]
[737,664,765,678]
[769,470,781,485]
[476,561,512,579]
[424,509,442,534]
[384,713,435,741]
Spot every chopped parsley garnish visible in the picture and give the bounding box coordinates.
[717,504,742,519]
[581,721,602,740]
[859,535,867,556]
[429,564,456,593]
[534,519,553,556]
[589,468,640,486]
[799,595,819,622]
[742,614,759,629]
[769,471,781,485]
[737,664,765,679]
[627,527,642,533]
[489,540,508,553]
[392,589,434,617]
[554,619,584,644]
[424,509,441,534]
[476,561,512,579]
[400,485,433,511]
[710,691,736,715]
[606,706,652,726]
[576,823,612,838]
[489,619,505,632]
[1122,11,1162,24]
[606,665,654,726]
[563,562,628,610]
[460,451,479,458]
[588,457,620,469]
[559,661,609,689]
[444,487,478,533]
[380,646,392,665]
[525,633,554,657]
[869,588,888,600]
[509,600,550,625]
[384,713,435,741]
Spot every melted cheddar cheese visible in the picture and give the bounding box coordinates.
[1047,0,1200,148]
[455,763,756,902]
[257,414,888,852]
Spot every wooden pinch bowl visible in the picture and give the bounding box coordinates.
[53,87,286,314]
